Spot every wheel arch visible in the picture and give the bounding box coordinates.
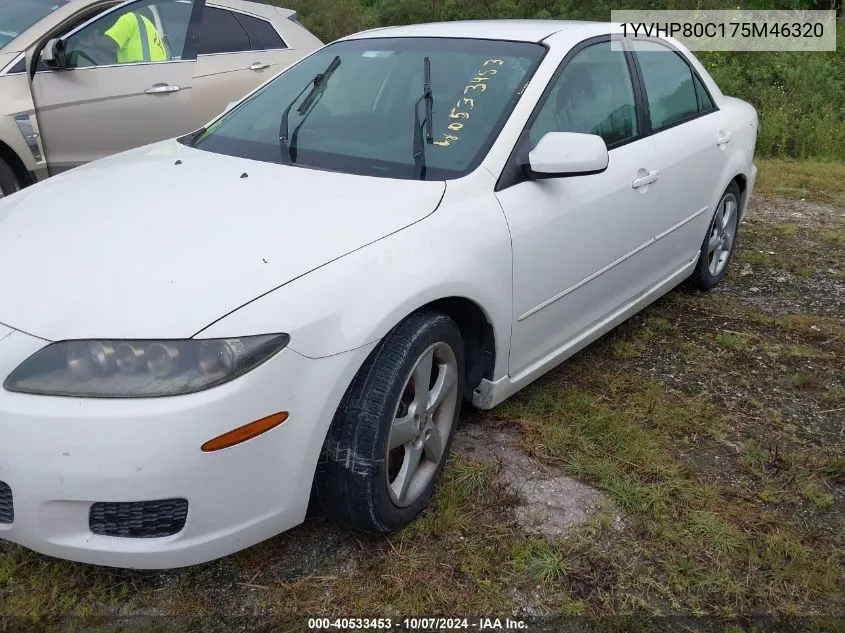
[713,155,752,225]
[0,140,31,188]
[406,296,496,403]
[731,172,749,219]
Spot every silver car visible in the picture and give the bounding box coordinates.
[0,0,322,196]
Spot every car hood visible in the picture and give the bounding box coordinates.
[0,141,445,341]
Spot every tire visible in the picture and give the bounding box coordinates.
[688,182,741,291]
[0,158,21,199]
[315,310,465,533]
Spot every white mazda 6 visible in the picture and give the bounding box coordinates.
[0,20,757,568]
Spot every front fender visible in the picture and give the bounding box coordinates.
[197,171,514,380]
[0,71,46,181]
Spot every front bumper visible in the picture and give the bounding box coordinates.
[0,327,370,568]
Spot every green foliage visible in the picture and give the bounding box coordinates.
[280,0,844,160]
[700,23,845,160]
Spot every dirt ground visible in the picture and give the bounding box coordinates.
[1,192,843,629]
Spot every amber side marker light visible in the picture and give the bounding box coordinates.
[201,412,289,452]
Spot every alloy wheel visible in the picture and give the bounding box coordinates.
[707,192,738,276]
[385,341,459,507]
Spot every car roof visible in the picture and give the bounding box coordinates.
[340,19,610,44]
[210,0,296,20]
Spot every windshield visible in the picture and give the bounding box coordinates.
[187,37,545,180]
[0,0,69,50]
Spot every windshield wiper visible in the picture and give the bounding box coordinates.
[278,55,341,165]
[412,56,434,180]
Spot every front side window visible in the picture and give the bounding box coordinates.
[631,40,698,130]
[529,40,638,148]
[63,0,195,66]
[187,37,545,180]
[0,0,70,50]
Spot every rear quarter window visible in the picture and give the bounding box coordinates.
[236,13,285,50]
[197,6,250,54]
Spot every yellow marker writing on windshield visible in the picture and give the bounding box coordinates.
[434,134,459,147]
[434,60,505,149]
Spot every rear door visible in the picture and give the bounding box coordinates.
[627,39,729,278]
[191,5,286,124]
[30,0,204,171]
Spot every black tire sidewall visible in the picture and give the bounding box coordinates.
[379,316,464,530]
[690,182,741,290]
[317,311,465,533]
[0,159,21,198]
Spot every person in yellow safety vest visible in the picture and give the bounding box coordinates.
[78,9,167,65]
[104,10,167,63]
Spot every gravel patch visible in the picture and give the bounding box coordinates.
[453,425,606,538]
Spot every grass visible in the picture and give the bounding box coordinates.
[754,159,845,207]
[1,171,843,622]
[714,332,750,351]
[820,228,845,247]
[497,363,842,615]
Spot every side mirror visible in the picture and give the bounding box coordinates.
[41,38,68,68]
[527,132,609,179]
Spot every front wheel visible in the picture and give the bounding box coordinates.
[688,182,741,290]
[314,311,464,533]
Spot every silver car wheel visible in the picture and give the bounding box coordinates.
[386,341,459,508]
[707,192,738,276]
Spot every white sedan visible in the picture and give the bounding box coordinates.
[0,20,757,568]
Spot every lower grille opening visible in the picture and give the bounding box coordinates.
[0,481,12,524]
[89,498,188,538]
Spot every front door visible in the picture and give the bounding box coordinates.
[30,0,204,171]
[495,38,666,374]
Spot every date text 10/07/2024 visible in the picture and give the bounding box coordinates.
[307,617,528,630]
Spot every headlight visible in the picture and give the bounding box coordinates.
[3,334,289,398]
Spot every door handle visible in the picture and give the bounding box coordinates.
[249,61,270,71]
[632,169,659,189]
[145,83,181,94]
[716,132,732,146]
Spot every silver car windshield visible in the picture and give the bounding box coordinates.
[187,37,546,181]
[0,0,69,50]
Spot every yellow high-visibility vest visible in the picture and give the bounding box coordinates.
[105,12,167,63]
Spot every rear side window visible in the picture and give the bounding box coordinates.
[631,40,698,130]
[197,6,250,54]
[236,13,285,50]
